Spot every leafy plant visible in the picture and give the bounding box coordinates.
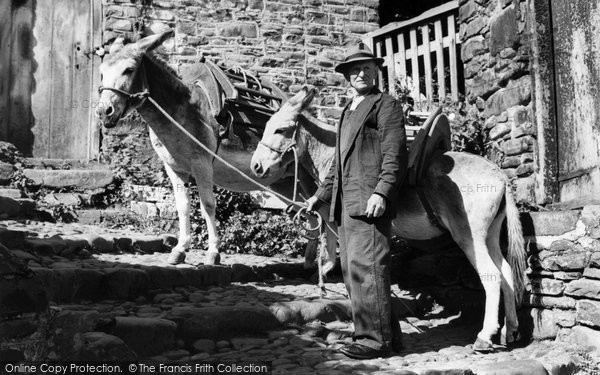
[391,76,487,156]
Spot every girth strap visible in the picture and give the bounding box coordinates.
[415,188,446,232]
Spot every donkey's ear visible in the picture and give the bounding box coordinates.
[136,29,174,53]
[108,36,126,55]
[300,86,317,109]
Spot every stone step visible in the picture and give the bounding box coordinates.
[0,197,36,219]
[0,188,22,199]
[0,161,15,185]
[22,169,114,190]
[75,208,127,225]
[22,157,109,170]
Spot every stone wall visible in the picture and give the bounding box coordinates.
[458,0,535,204]
[101,0,380,182]
[522,207,600,347]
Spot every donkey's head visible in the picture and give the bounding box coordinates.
[96,30,174,128]
[251,86,317,178]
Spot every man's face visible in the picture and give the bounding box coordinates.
[345,61,377,95]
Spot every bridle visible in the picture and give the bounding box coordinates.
[258,124,298,156]
[97,61,150,115]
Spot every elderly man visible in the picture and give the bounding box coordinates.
[306,42,408,359]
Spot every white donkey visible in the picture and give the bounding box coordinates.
[96,30,312,265]
[251,87,528,352]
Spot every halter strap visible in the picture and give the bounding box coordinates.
[98,60,150,108]
[258,125,298,155]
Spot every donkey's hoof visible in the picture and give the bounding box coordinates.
[168,250,186,265]
[473,337,494,353]
[501,331,522,347]
[205,252,221,265]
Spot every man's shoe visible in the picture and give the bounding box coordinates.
[339,343,390,359]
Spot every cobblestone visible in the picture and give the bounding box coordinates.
[0,219,596,373]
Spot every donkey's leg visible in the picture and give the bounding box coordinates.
[456,234,502,351]
[164,164,191,265]
[486,214,520,345]
[191,160,220,265]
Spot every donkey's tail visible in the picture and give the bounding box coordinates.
[504,180,527,306]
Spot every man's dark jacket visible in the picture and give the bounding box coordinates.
[315,88,407,222]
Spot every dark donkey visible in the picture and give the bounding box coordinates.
[96,30,337,266]
[251,87,528,352]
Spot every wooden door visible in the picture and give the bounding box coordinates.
[552,0,600,203]
[0,0,35,155]
[30,0,102,159]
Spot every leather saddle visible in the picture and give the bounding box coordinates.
[182,60,288,150]
[406,107,451,231]
[407,107,451,186]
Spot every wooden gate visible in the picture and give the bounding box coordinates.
[552,0,600,203]
[0,0,102,159]
[362,1,462,103]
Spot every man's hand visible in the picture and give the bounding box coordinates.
[365,194,386,218]
[306,196,320,212]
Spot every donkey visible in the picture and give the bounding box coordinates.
[250,87,528,352]
[95,30,336,266]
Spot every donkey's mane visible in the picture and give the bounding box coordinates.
[143,53,190,96]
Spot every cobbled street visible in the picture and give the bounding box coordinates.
[1,219,597,375]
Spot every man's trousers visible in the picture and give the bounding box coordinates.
[337,207,402,350]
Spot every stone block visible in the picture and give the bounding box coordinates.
[566,279,600,300]
[0,228,27,249]
[101,268,150,299]
[50,310,100,355]
[0,317,37,340]
[507,105,530,125]
[43,193,82,207]
[217,22,257,38]
[461,16,487,41]
[0,247,47,317]
[459,0,479,21]
[564,325,600,357]
[131,236,164,253]
[166,306,281,341]
[576,299,600,327]
[502,135,534,156]
[474,359,547,375]
[501,156,520,168]
[0,196,21,218]
[0,188,20,199]
[489,6,519,55]
[77,332,137,361]
[526,295,576,310]
[485,76,531,117]
[529,278,565,296]
[554,271,583,280]
[516,162,534,176]
[34,268,104,303]
[461,36,486,62]
[108,19,133,32]
[510,120,535,138]
[584,267,600,280]
[22,169,114,189]
[490,122,511,140]
[112,317,177,356]
[465,69,500,99]
[582,205,600,239]
[515,176,535,204]
[519,308,573,339]
[0,161,14,184]
[527,211,579,236]
[592,253,600,268]
[537,250,588,271]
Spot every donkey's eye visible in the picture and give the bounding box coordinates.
[274,126,293,134]
[123,68,135,75]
